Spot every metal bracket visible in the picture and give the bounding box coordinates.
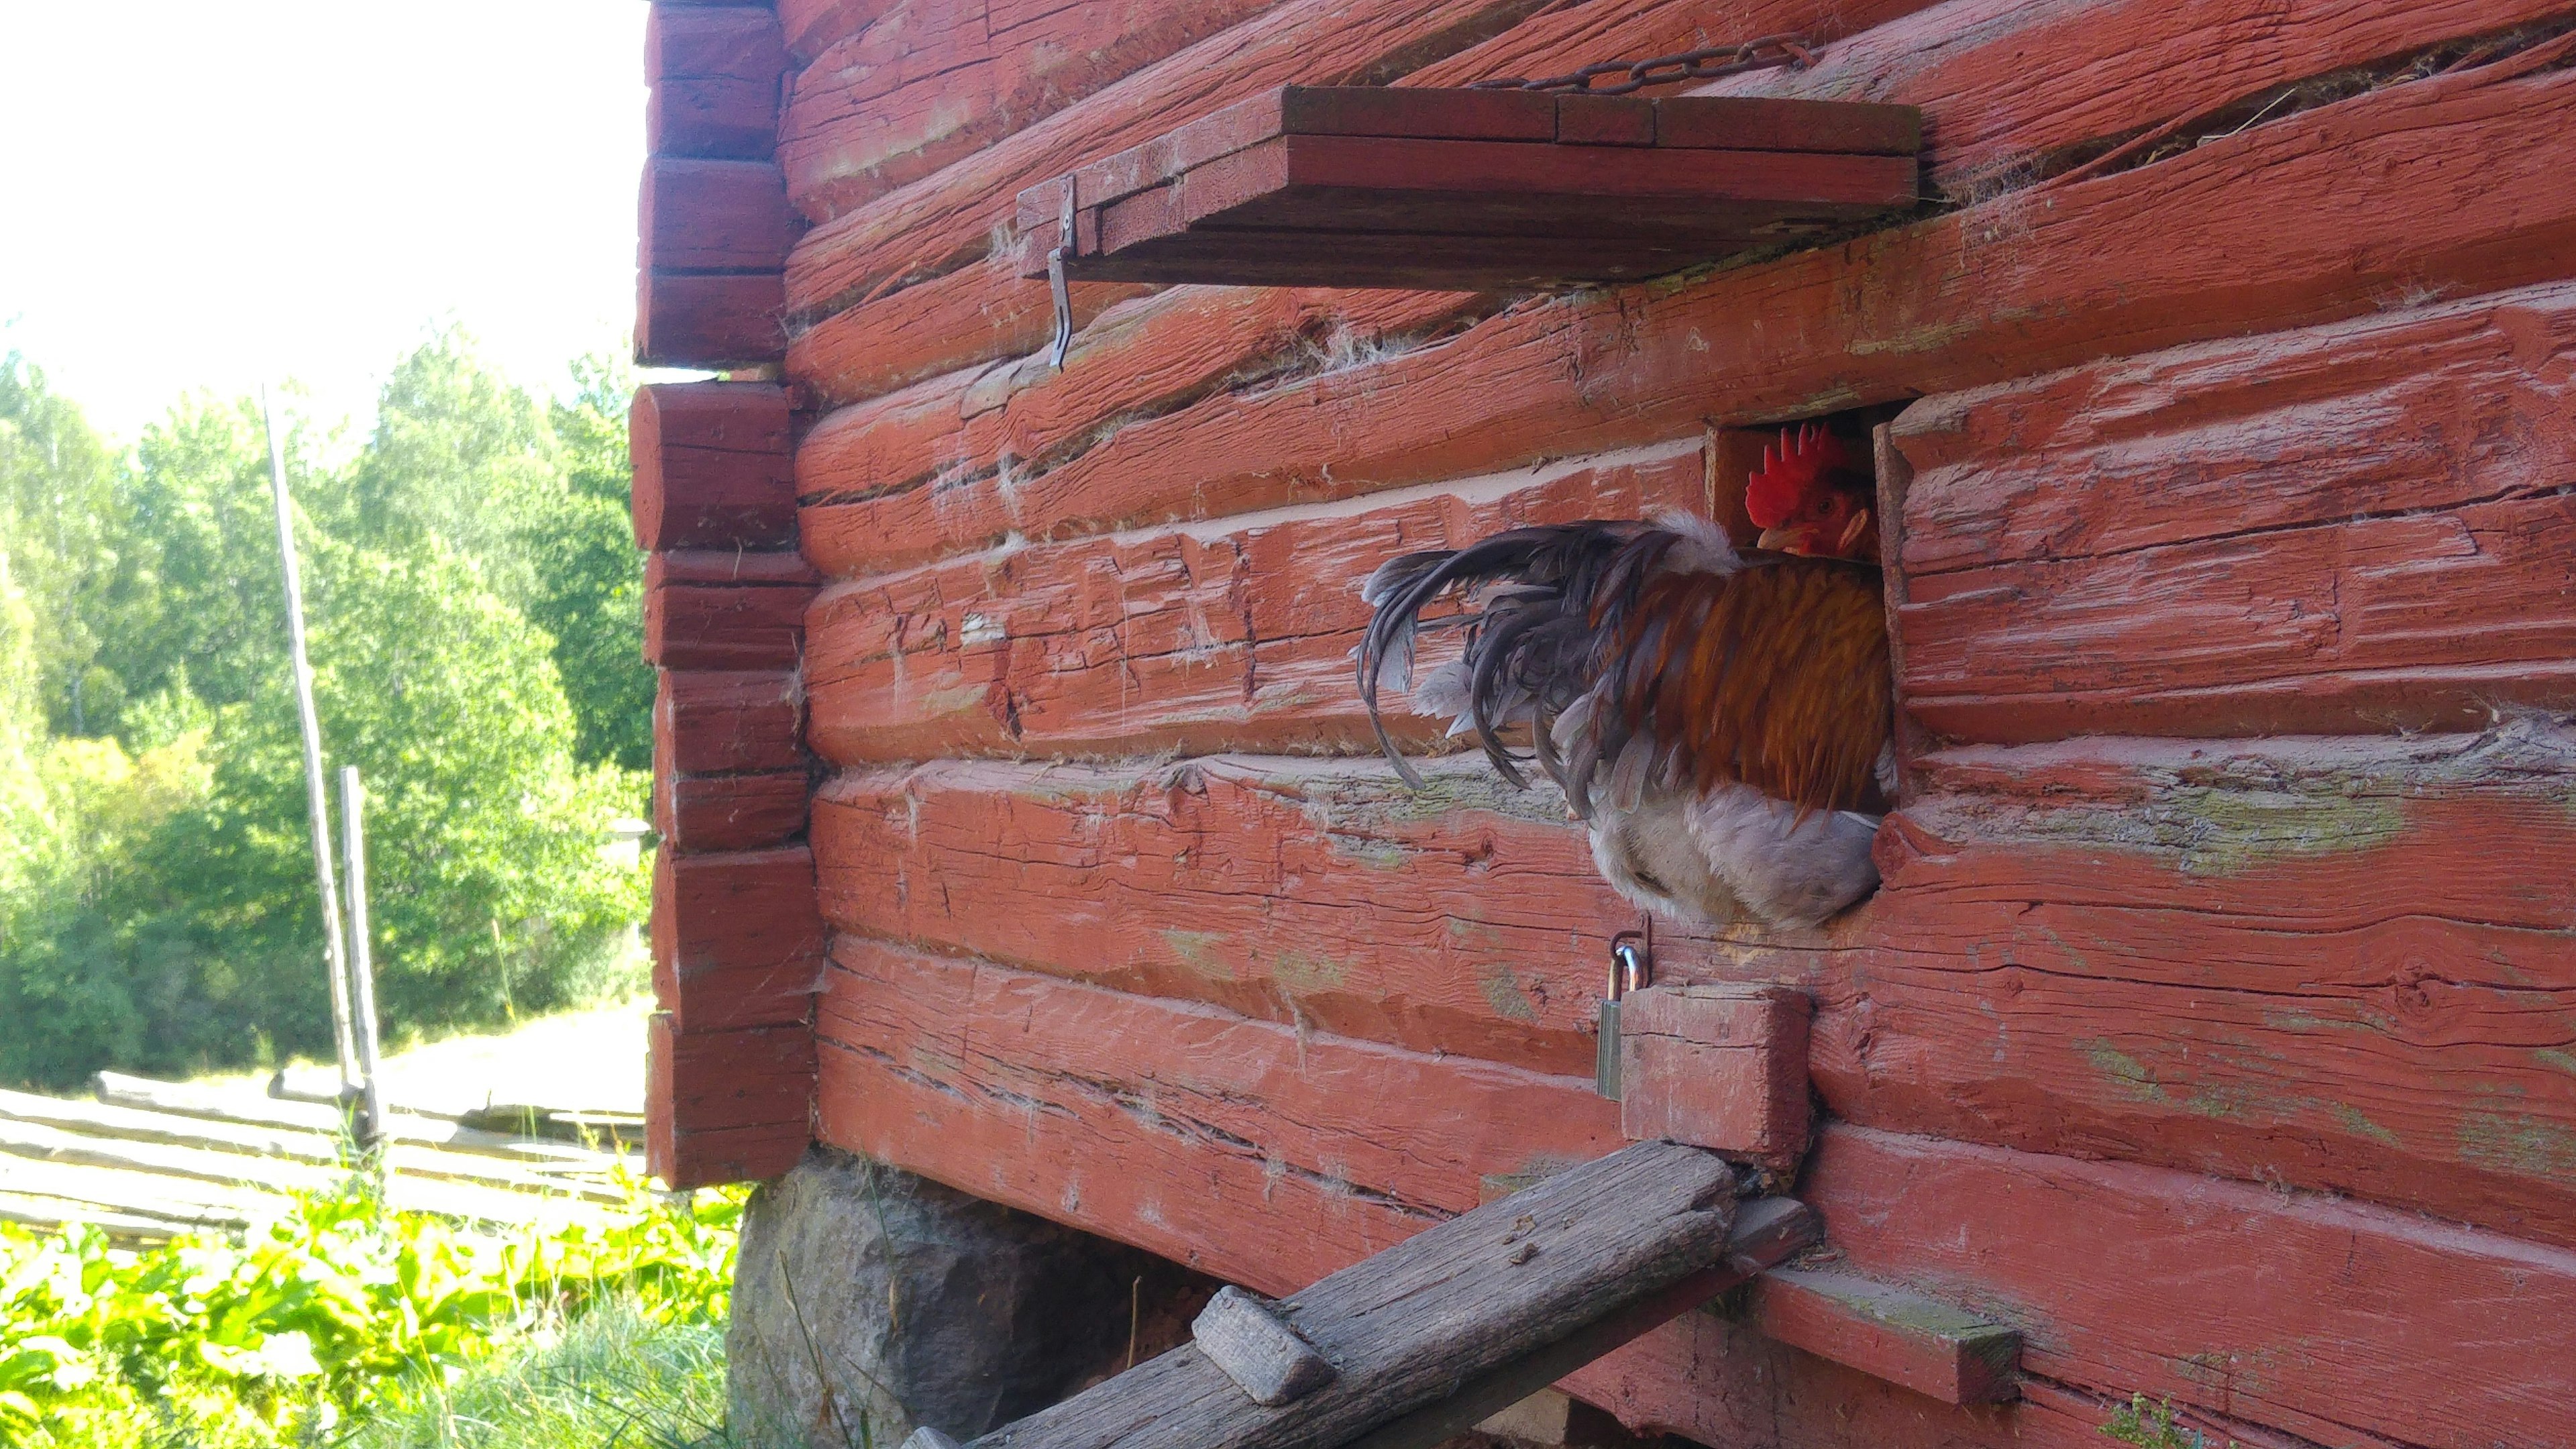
[1047,176,1077,369]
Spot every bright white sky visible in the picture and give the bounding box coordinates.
[0,1,648,445]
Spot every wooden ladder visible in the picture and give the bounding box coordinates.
[906,1140,1816,1449]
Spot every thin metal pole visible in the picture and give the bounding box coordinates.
[339,767,388,1146]
[260,390,359,1102]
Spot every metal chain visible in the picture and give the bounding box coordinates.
[1469,34,1813,95]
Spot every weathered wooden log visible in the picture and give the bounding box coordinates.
[648,1012,814,1188]
[641,158,800,272]
[89,1071,616,1165]
[646,548,818,671]
[639,271,787,369]
[657,669,804,775]
[659,769,812,853]
[630,382,797,551]
[970,1143,1805,1449]
[651,845,826,1031]
[647,5,788,159]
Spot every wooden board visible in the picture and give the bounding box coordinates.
[1740,1267,2020,1407]
[647,548,818,671]
[1006,91,1920,289]
[794,34,2576,574]
[1615,985,1811,1171]
[639,271,788,370]
[641,158,800,273]
[1890,278,2576,743]
[659,770,812,854]
[969,1147,1802,1449]
[657,669,803,775]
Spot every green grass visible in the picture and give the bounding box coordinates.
[340,1299,729,1449]
[0,1168,743,1448]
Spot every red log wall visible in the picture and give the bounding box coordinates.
[640,0,2576,1441]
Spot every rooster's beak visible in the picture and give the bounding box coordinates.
[1755,526,1805,553]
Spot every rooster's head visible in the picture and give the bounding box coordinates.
[1748,424,1878,561]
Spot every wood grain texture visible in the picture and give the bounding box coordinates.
[646,549,818,670]
[651,845,826,1032]
[780,0,1287,220]
[775,0,1923,411]
[647,1012,813,1189]
[647,5,788,158]
[1701,0,2576,199]
[657,669,802,775]
[641,158,800,272]
[657,769,810,854]
[975,1143,1749,1449]
[782,0,1564,319]
[792,30,2576,573]
[812,939,2576,1449]
[1191,1287,1336,1407]
[802,443,1704,753]
[1743,1267,2020,1406]
[1616,985,1811,1171]
[639,271,788,369]
[814,937,1625,1289]
[796,282,1483,574]
[631,383,797,551]
[811,718,2576,1246]
[1891,278,2576,743]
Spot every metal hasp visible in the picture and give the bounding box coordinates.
[961,1141,1817,1449]
[1011,86,1922,292]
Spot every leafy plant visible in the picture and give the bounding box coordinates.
[0,1171,743,1448]
[2102,1393,2238,1449]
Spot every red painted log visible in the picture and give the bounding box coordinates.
[656,670,802,775]
[647,5,788,158]
[638,271,788,369]
[630,382,797,551]
[781,0,1287,221]
[647,1012,814,1189]
[645,549,818,670]
[786,262,1152,409]
[640,158,799,272]
[809,719,2576,1248]
[801,442,1705,754]
[792,32,2576,575]
[1890,278,2576,743]
[775,0,900,66]
[810,938,2576,1449]
[1616,985,1811,1171]
[814,938,1622,1285]
[657,770,810,854]
[651,845,826,1032]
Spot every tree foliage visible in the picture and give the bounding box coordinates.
[0,341,653,1088]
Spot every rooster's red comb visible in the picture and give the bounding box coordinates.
[1746,423,1854,529]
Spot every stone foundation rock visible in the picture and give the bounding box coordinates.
[727,1146,1216,1447]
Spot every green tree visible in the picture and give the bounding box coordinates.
[530,356,651,772]
[0,356,121,736]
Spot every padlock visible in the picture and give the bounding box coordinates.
[1597,924,1652,1099]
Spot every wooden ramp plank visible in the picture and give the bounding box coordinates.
[973,1143,1814,1449]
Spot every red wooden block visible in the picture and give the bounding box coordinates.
[647,1012,814,1188]
[1652,95,1923,155]
[1556,94,1654,147]
[646,6,786,157]
[651,845,825,1031]
[641,158,798,272]
[629,382,795,551]
[637,271,786,368]
[1616,985,1811,1170]
[646,586,810,669]
[658,769,810,854]
[1744,1267,2021,1405]
[657,669,803,775]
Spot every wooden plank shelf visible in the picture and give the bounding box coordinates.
[1012,87,1922,289]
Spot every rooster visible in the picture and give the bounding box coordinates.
[1356,425,1892,929]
